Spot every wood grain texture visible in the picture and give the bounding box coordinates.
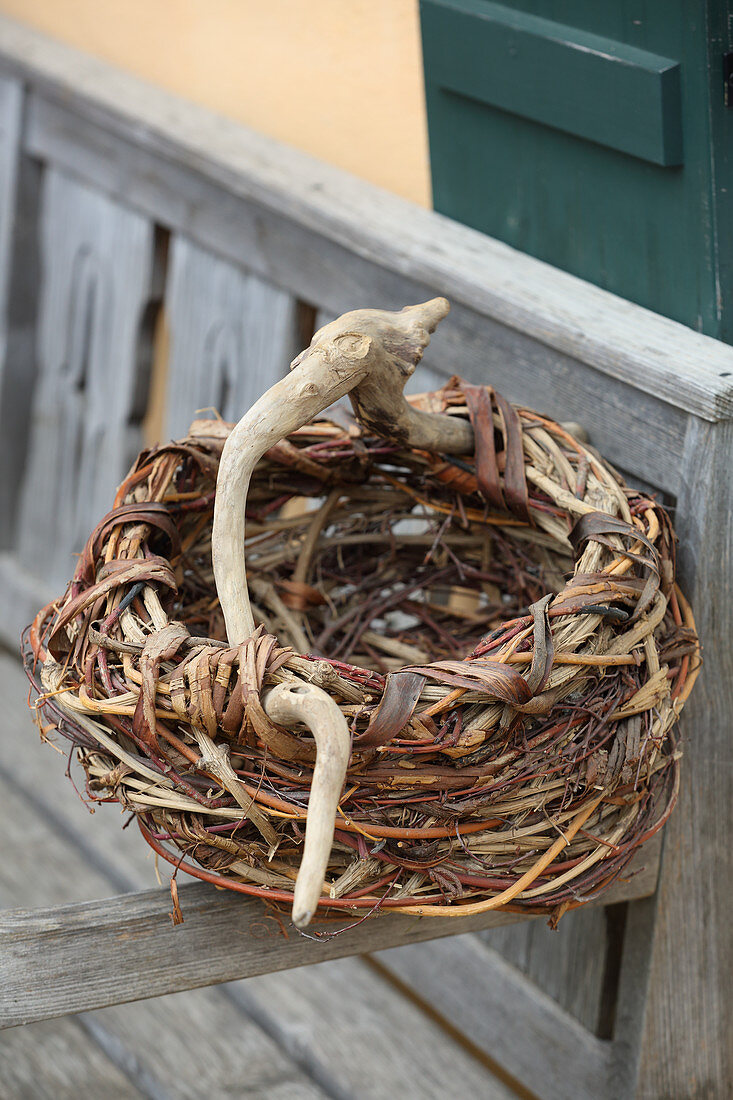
[0,550,54,651]
[0,15,729,422]
[375,932,609,1100]
[76,993,327,1100]
[607,895,659,1099]
[16,168,154,591]
[0,1017,146,1100]
[0,877,518,1029]
[377,889,663,1100]
[20,86,725,487]
[229,955,516,1100]
[0,74,21,370]
[0,836,659,1030]
[0,72,33,548]
[477,903,610,1032]
[165,235,299,439]
[0,150,40,552]
[635,417,733,1097]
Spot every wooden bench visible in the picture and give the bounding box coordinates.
[0,16,730,1098]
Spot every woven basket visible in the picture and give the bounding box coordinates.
[25,299,700,929]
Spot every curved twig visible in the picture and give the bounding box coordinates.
[263,681,351,927]
[212,297,456,644]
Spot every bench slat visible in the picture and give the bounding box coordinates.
[165,235,300,439]
[0,14,729,424]
[16,167,155,591]
[0,839,658,1030]
[374,936,610,1100]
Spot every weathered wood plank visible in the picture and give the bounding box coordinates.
[17,91,701,498]
[229,954,516,1100]
[0,74,22,355]
[0,842,659,1032]
[0,1017,146,1100]
[0,863,507,1029]
[375,933,611,1100]
[166,235,299,438]
[635,417,733,1097]
[607,895,659,1099]
[16,168,155,591]
[0,15,729,426]
[377,886,662,1100]
[76,993,327,1100]
[0,73,37,548]
[477,903,610,1033]
[0,550,54,652]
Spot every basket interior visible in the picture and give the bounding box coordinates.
[172,423,574,670]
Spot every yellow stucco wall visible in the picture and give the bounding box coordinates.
[0,0,431,206]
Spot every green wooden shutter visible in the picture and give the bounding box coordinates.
[421,0,733,341]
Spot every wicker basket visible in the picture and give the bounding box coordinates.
[25,299,700,928]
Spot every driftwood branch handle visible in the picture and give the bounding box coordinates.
[262,682,351,928]
[211,298,458,925]
[212,297,462,645]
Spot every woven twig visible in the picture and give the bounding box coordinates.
[24,369,699,925]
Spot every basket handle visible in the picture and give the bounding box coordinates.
[212,296,466,645]
[211,298,460,926]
